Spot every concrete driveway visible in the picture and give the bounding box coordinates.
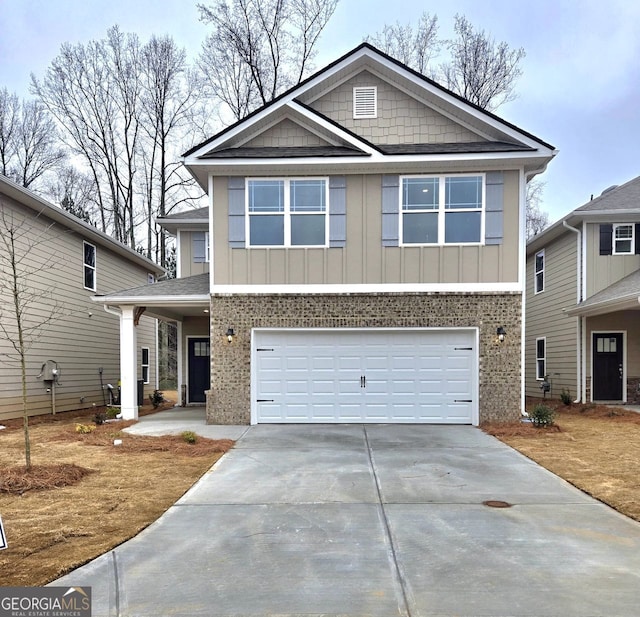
[53,425,640,616]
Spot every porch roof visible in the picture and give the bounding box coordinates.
[566,269,640,317]
[92,273,210,320]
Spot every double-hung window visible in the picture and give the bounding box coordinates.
[536,338,546,380]
[192,231,209,263]
[401,175,483,244]
[141,347,150,384]
[534,250,545,293]
[83,241,96,291]
[613,224,634,254]
[247,178,327,247]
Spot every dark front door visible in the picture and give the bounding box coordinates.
[188,338,210,403]
[592,333,623,400]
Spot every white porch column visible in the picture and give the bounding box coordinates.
[120,305,138,419]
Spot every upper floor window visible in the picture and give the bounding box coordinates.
[400,175,483,245]
[613,224,634,254]
[534,250,545,293]
[193,231,209,263]
[83,241,96,291]
[247,178,328,247]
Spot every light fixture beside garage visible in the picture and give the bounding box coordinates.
[226,328,235,344]
[496,326,506,343]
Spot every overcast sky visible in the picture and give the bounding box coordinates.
[1,0,639,223]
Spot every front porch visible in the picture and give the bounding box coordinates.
[92,273,212,419]
[567,269,640,404]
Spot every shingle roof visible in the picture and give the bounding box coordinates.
[380,141,534,155]
[97,273,209,299]
[201,145,369,159]
[159,206,209,220]
[575,176,640,212]
[570,269,640,313]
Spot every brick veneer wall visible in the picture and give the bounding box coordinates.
[206,292,522,425]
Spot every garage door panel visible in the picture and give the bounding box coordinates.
[255,330,476,424]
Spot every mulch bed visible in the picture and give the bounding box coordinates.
[0,464,95,494]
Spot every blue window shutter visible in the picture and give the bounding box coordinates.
[382,175,399,247]
[329,176,346,247]
[485,172,504,245]
[228,177,245,248]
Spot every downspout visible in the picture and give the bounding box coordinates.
[562,220,582,402]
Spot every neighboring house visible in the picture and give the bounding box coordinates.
[0,174,164,422]
[95,43,556,425]
[526,176,640,404]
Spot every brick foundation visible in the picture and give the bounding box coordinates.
[207,292,522,425]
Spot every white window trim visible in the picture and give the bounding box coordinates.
[534,249,545,294]
[612,223,634,255]
[83,241,96,291]
[245,177,330,248]
[353,86,377,119]
[141,347,150,385]
[535,337,546,381]
[399,173,485,246]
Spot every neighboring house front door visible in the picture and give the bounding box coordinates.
[592,333,623,400]
[188,338,210,403]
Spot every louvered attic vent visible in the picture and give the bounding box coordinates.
[353,86,377,119]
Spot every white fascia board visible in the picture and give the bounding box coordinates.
[287,101,380,154]
[186,149,550,170]
[91,295,210,305]
[565,296,639,317]
[211,282,522,294]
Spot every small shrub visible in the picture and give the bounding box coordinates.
[560,389,572,405]
[149,390,164,409]
[93,412,107,425]
[181,430,197,444]
[75,423,95,434]
[105,406,120,419]
[530,403,556,427]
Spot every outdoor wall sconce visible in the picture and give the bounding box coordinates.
[496,326,506,343]
[226,328,235,344]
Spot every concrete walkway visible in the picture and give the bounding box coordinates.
[52,424,640,616]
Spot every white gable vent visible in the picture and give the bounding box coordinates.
[353,86,377,119]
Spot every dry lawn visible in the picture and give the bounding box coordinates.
[483,399,640,522]
[0,401,233,586]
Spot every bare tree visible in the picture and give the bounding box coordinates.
[140,35,204,265]
[365,12,440,75]
[32,26,142,247]
[198,0,338,120]
[526,179,549,239]
[0,89,65,190]
[0,207,63,469]
[47,165,99,227]
[441,15,525,111]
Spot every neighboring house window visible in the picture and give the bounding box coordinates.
[147,273,155,284]
[353,86,377,118]
[401,175,483,245]
[247,178,328,247]
[193,231,209,263]
[536,338,546,380]
[613,224,634,254]
[534,250,545,293]
[83,241,96,291]
[141,347,150,384]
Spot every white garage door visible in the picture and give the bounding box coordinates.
[253,329,477,424]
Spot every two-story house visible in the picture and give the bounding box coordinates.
[526,175,640,404]
[96,43,556,424]
[0,174,164,422]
